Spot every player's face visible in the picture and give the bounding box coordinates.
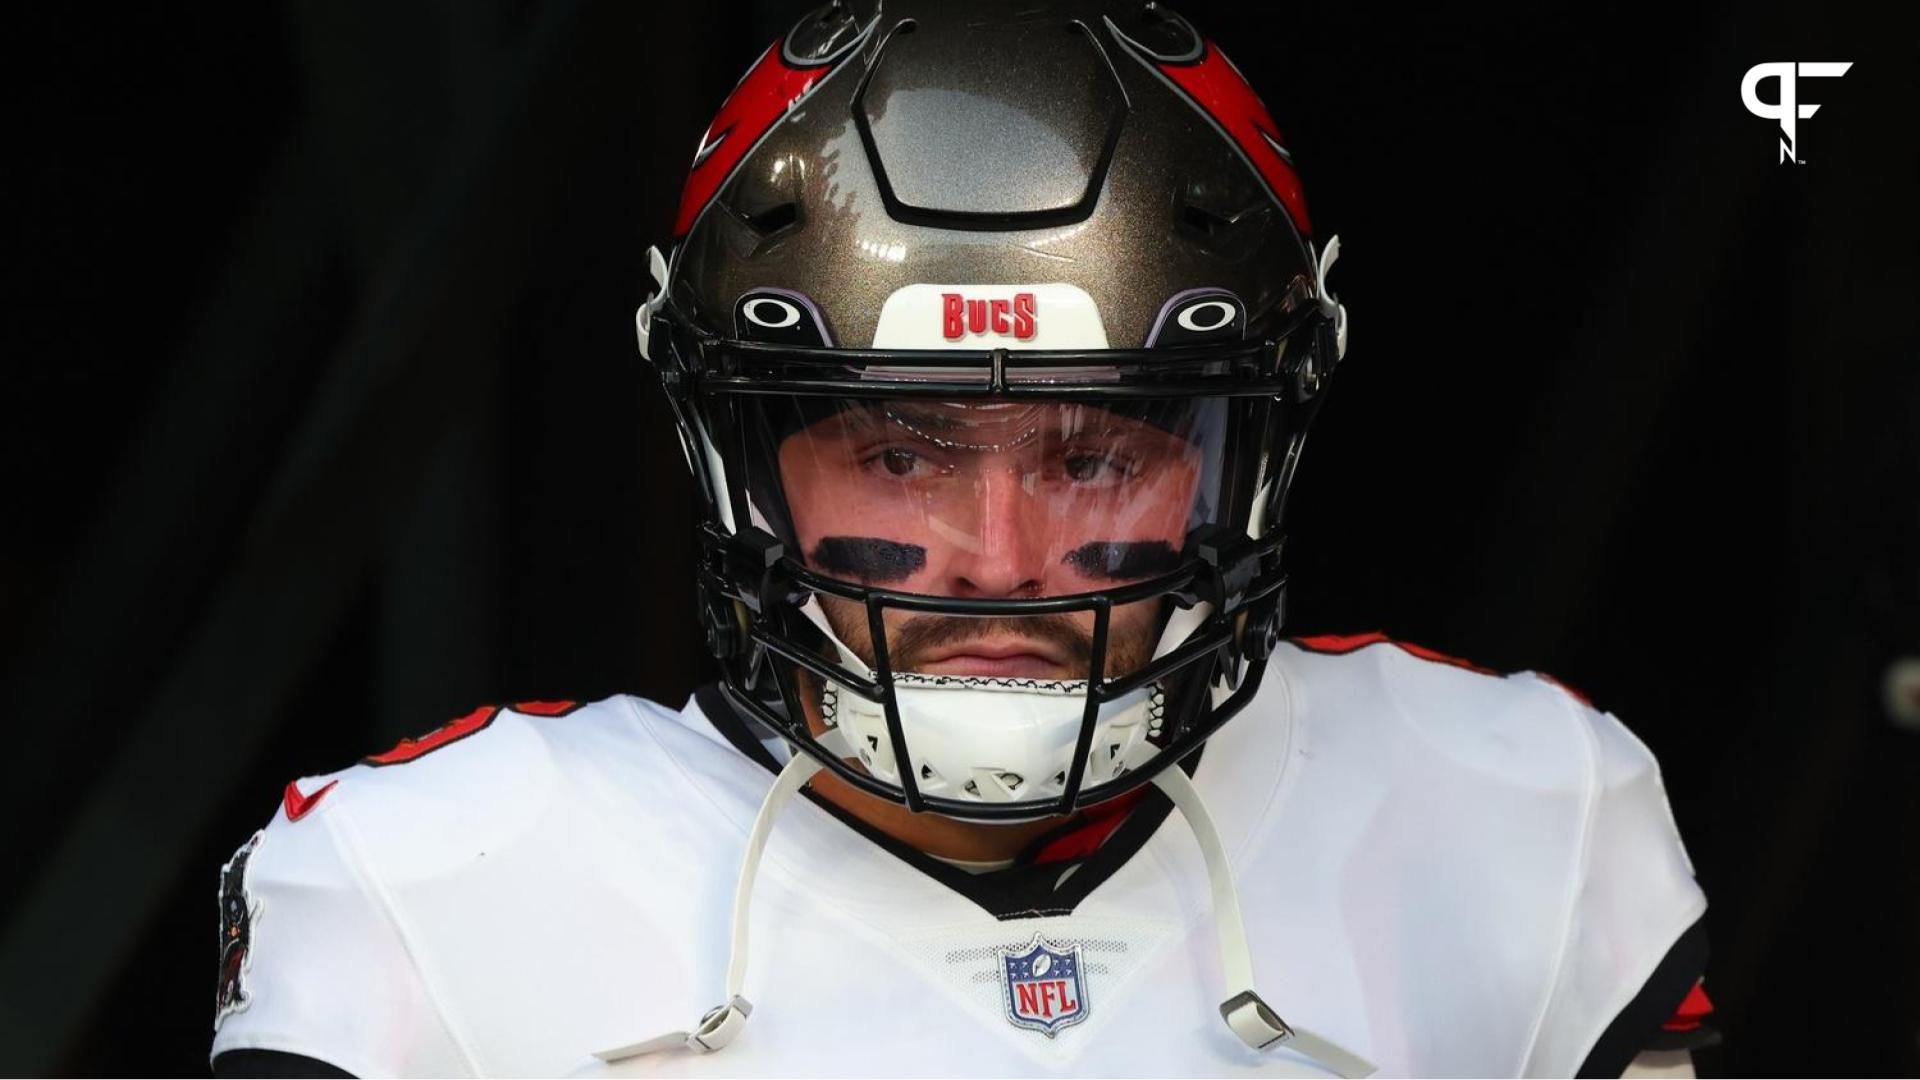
[778,399,1207,680]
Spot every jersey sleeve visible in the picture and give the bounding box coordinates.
[208,775,470,1078]
[1522,688,1711,1077]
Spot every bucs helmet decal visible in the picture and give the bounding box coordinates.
[672,6,876,238]
[1105,7,1313,237]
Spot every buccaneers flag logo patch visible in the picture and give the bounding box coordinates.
[214,830,263,1029]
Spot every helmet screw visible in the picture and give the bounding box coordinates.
[1244,609,1281,662]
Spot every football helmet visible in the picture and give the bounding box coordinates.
[638,0,1348,823]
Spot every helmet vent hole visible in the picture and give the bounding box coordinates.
[1181,203,1227,237]
[742,202,799,237]
[866,734,880,751]
[1052,770,1068,787]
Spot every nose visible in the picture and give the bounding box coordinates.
[944,465,1052,598]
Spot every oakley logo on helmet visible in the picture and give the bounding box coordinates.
[1178,302,1235,332]
[1741,62,1852,164]
[1145,289,1246,346]
[742,296,802,329]
[733,289,833,347]
[940,291,1037,341]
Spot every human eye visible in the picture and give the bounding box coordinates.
[859,445,929,478]
[1060,446,1138,487]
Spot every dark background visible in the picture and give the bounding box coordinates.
[2,0,1915,1074]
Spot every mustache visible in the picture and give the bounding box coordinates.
[887,614,1094,670]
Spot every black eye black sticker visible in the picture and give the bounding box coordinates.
[1145,288,1245,346]
[734,288,834,346]
[810,537,926,582]
[1063,540,1182,580]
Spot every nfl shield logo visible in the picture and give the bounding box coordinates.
[1000,935,1089,1037]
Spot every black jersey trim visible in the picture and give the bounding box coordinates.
[690,680,1193,920]
[212,1049,356,1078]
[1573,915,1710,1078]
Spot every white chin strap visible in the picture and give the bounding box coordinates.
[1153,764,1376,1077]
[594,754,1374,1077]
[594,752,822,1062]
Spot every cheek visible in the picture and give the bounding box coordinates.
[1102,598,1174,672]
[781,445,928,542]
[817,594,871,649]
[1125,464,1204,538]
[1111,597,1165,637]
[1063,461,1202,539]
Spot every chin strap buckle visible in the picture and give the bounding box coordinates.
[591,997,753,1063]
[1221,989,1293,1049]
[689,996,753,1052]
[1221,990,1377,1079]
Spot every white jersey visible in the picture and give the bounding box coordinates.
[208,636,1707,1077]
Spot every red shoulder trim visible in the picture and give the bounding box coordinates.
[281,778,338,822]
[1663,981,1715,1032]
[1534,672,1595,707]
[1288,631,1603,707]
[362,699,583,766]
[363,704,501,767]
[511,699,582,717]
[1289,631,1499,676]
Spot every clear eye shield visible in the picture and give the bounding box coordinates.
[668,317,1332,820]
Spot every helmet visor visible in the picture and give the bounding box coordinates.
[735,393,1248,684]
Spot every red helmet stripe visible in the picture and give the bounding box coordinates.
[673,41,828,238]
[1155,41,1313,238]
